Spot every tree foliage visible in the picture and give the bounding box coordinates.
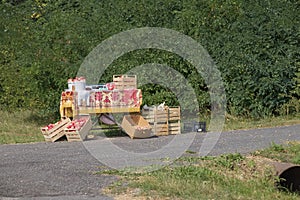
[0,0,299,118]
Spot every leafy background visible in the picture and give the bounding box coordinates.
[0,0,299,120]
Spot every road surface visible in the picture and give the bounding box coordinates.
[0,124,299,199]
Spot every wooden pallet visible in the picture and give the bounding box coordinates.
[41,117,71,142]
[65,116,93,142]
[113,75,137,90]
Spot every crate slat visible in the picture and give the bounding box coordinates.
[168,116,180,121]
[169,129,180,134]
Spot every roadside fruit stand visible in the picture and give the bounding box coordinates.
[60,75,141,119]
[41,74,180,142]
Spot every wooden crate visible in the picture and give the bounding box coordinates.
[169,121,181,135]
[151,122,169,136]
[65,116,93,142]
[168,107,181,121]
[113,74,137,90]
[142,107,168,123]
[41,117,71,142]
[121,114,152,139]
[167,106,181,135]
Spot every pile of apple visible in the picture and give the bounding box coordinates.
[106,82,115,90]
[42,120,62,131]
[66,118,88,131]
[68,77,86,83]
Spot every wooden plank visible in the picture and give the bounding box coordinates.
[169,107,180,112]
[169,121,180,127]
[66,133,81,141]
[76,107,140,115]
[142,116,167,123]
[43,130,66,142]
[114,81,136,85]
[168,116,180,121]
[113,74,137,81]
[114,83,136,86]
[169,112,180,117]
[168,121,181,135]
[169,130,181,135]
[155,132,169,136]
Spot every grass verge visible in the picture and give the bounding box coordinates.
[101,142,300,200]
[253,142,300,164]
[184,113,300,132]
[223,113,300,131]
[0,110,299,144]
[0,110,46,144]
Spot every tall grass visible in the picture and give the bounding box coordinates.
[224,113,300,131]
[0,110,45,144]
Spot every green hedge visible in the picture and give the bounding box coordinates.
[0,0,299,118]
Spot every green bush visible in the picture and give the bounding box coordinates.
[0,0,299,118]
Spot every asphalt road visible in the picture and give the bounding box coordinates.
[0,124,299,199]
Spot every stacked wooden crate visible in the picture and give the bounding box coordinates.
[142,106,181,136]
[168,107,181,135]
[113,75,137,90]
[143,107,169,136]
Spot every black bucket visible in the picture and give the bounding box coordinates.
[183,121,206,133]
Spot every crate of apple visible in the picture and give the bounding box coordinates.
[66,118,88,131]
[41,118,70,133]
[42,121,60,131]
[41,117,71,142]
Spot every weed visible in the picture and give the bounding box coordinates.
[215,153,244,169]
[185,150,197,154]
